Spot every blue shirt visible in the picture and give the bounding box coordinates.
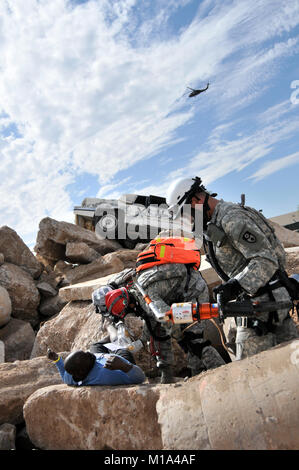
[54,353,146,386]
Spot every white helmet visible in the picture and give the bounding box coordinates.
[167,176,216,219]
[92,285,113,314]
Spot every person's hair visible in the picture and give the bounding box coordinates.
[64,351,96,381]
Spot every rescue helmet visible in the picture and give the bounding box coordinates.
[167,176,217,219]
[105,287,130,319]
[92,285,113,314]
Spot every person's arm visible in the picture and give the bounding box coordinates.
[107,268,135,288]
[104,355,145,384]
[221,211,279,294]
[47,348,76,385]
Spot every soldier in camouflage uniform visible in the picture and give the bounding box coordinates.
[108,264,225,383]
[167,177,299,361]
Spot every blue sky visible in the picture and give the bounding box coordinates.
[0,0,299,249]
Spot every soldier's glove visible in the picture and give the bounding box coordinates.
[213,278,243,304]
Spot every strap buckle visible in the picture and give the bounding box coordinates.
[237,317,248,328]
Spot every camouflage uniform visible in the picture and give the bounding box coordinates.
[205,199,299,360]
[109,264,225,375]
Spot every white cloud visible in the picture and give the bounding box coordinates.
[123,104,299,198]
[175,112,299,185]
[248,151,299,181]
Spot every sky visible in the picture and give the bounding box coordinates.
[0,0,299,249]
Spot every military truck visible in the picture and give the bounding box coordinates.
[74,193,187,248]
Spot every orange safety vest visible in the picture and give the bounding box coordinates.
[136,237,201,273]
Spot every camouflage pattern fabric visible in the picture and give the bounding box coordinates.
[109,264,225,374]
[206,199,299,360]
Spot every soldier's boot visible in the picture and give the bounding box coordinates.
[160,366,175,384]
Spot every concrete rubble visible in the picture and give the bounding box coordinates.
[0,423,16,450]
[23,342,299,450]
[0,217,298,449]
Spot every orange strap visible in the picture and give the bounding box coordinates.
[136,237,201,273]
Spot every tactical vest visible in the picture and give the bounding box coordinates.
[136,237,201,273]
[204,202,286,281]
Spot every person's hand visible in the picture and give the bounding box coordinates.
[213,278,243,303]
[47,348,59,362]
[104,355,132,373]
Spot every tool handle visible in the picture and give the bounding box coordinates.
[167,299,293,324]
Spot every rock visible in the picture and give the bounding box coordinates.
[200,255,221,298]
[38,270,64,290]
[30,301,99,358]
[157,340,299,450]
[124,314,188,377]
[102,249,139,269]
[59,273,118,302]
[0,356,64,425]
[285,246,299,276]
[31,301,112,359]
[0,253,4,265]
[203,317,231,364]
[285,247,299,330]
[36,281,57,298]
[30,301,187,377]
[0,226,43,279]
[0,423,16,450]
[54,260,70,274]
[269,220,299,248]
[65,242,101,264]
[0,285,12,327]
[24,383,162,450]
[35,253,56,269]
[0,341,4,363]
[61,255,124,285]
[58,251,138,302]
[0,263,40,326]
[0,318,35,362]
[34,217,122,262]
[15,426,36,450]
[24,341,299,450]
[135,243,149,251]
[38,294,67,318]
[58,255,220,304]
[35,237,65,264]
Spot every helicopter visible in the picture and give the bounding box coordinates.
[187,82,209,97]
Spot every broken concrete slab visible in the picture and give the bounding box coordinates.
[269,220,299,248]
[23,341,299,450]
[0,318,35,362]
[36,281,57,298]
[0,423,16,450]
[0,226,43,279]
[0,341,4,363]
[0,285,12,328]
[65,242,101,264]
[34,217,122,262]
[0,263,40,326]
[0,356,66,425]
[39,294,67,317]
[59,273,115,302]
[59,254,220,303]
[61,256,124,285]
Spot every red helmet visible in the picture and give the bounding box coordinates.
[105,287,130,319]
